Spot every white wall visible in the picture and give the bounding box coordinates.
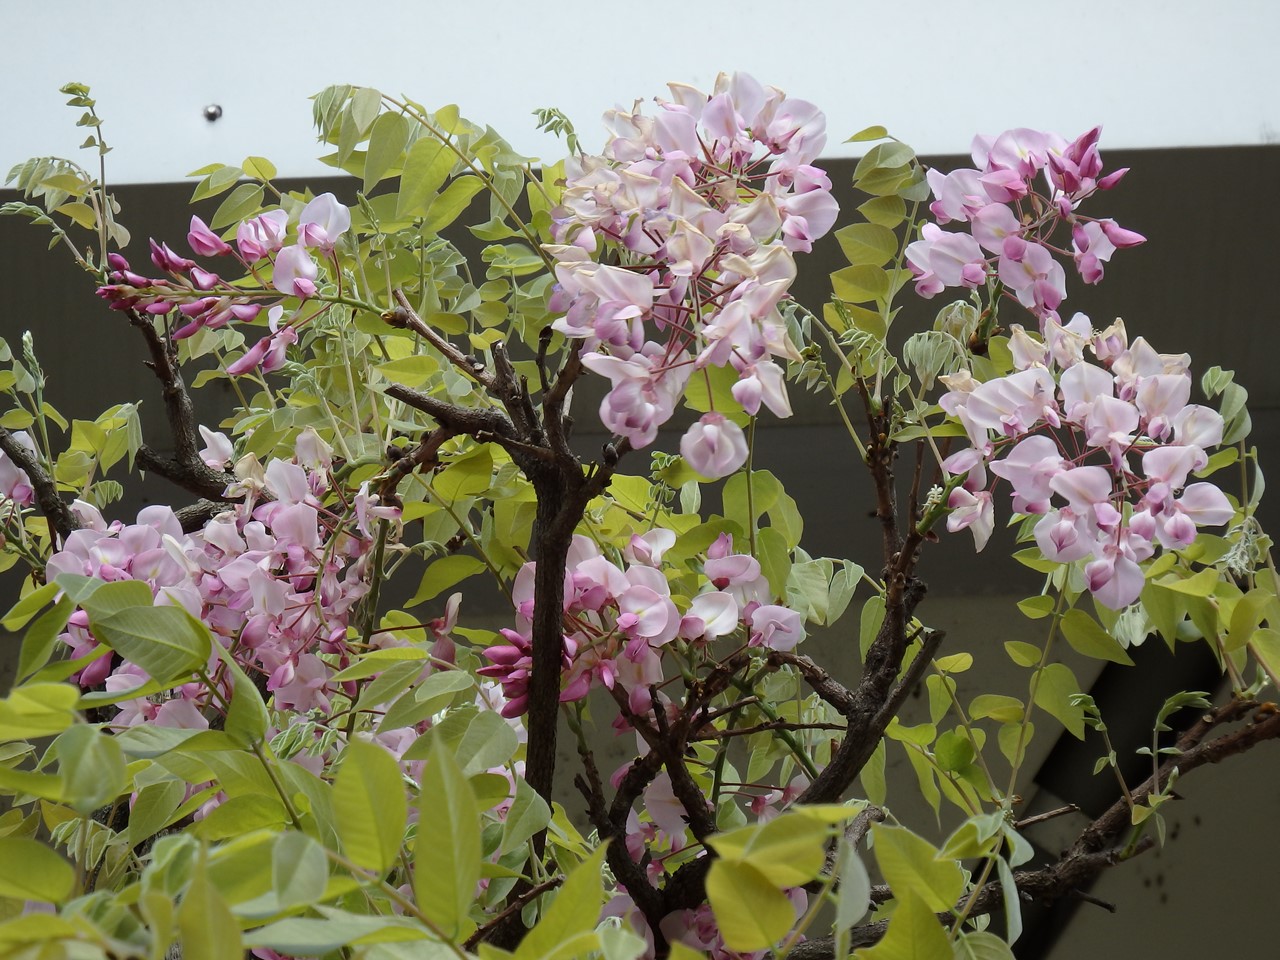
[2,0,1277,184]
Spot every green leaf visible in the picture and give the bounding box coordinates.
[858,891,951,960]
[1032,663,1085,739]
[90,605,213,684]
[380,670,474,731]
[933,730,975,772]
[708,811,829,887]
[831,264,889,304]
[272,831,328,909]
[433,446,493,499]
[365,112,412,193]
[860,595,886,658]
[835,222,898,267]
[333,648,431,683]
[129,779,186,848]
[397,137,455,219]
[516,845,607,960]
[1060,609,1134,665]
[1154,567,1219,597]
[500,779,552,856]
[954,930,1016,960]
[179,852,245,960]
[210,183,265,230]
[18,595,73,680]
[0,682,80,741]
[446,709,519,775]
[244,911,432,954]
[1016,595,1055,620]
[55,201,95,229]
[75,577,153,618]
[56,724,126,814]
[871,824,964,913]
[350,87,383,136]
[242,156,277,181]
[414,739,480,937]
[333,740,407,873]
[0,837,75,902]
[834,842,871,931]
[215,646,269,746]
[857,196,906,228]
[423,175,485,233]
[969,695,1024,724]
[408,554,486,607]
[1,581,58,629]
[1225,585,1274,652]
[846,125,889,143]
[1003,641,1041,668]
[705,859,794,953]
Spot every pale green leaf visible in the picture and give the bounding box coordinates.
[871,824,964,913]
[0,837,75,902]
[516,845,607,960]
[414,740,480,937]
[1060,609,1134,665]
[334,740,407,873]
[705,859,794,953]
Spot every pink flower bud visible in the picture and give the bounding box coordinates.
[188,216,231,257]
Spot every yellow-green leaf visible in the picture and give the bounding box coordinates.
[705,859,795,952]
[870,824,964,913]
[414,740,480,937]
[1060,609,1134,665]
[0,837,75,903]
[333,740,407,873]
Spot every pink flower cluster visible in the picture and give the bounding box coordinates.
[480,531,804,718]
[940,315,1233,608]
[46,430,398,724]
[908,128,1144,324]
[548,73,838,479]
[0,430,36,507]
[95,194,350,377]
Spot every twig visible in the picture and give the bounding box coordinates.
[463,876,564,950]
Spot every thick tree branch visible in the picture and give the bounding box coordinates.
[124,309,237,500]
[0,426,79,544]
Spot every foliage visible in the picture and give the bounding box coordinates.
[0,75,1278,960]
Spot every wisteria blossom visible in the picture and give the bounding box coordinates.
[548,72,836,478]
[909,126,1143,326]
[940,315,1234,608]
[483,532,801,718]
[96,194,352,375]
[47,432,400,729]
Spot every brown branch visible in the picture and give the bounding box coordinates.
[0,426,78,543]
[376,426,456,500]
[125,309,238,500]
[174,498,230,534]
[386,291,498,392]
[788,700,1280,958]
[694,720,847,741]
[574,750,667,937]
[766,651,856,715]
[463,876,564,950]
[385,383,515,441]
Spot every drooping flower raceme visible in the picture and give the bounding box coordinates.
[940,315,1234,608]
[547,73,837,478]
[46,431,398,724]
[96,194,352,376]
[482,532,801,719]
[908,127,1143,326]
